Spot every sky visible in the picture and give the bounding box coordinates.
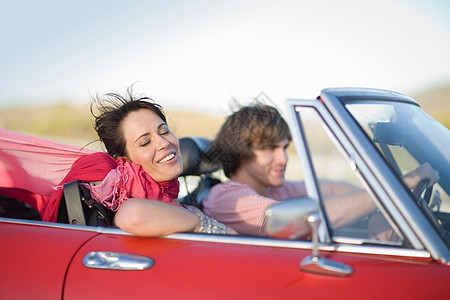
[1,0,449,115]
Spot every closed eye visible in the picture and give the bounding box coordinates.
[140,139,150,147]
[159,124,170,135]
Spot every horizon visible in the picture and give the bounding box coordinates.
[1,0,450,115]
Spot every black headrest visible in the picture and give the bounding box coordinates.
[179,137,221,176]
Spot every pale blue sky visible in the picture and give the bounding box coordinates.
[1,0,449,114]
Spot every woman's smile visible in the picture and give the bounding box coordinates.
[158,152,175,163]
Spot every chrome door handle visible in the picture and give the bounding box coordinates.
[83,251,154,270]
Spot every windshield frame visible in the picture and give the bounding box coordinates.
[318,88,449,262]
[344,100,450,243]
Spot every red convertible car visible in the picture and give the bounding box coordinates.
[1,88,449,299]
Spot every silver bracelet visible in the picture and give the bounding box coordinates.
[186,206,228,234]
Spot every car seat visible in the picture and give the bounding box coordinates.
[177,137,222,209]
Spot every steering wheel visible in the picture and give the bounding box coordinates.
[411,179,433,205]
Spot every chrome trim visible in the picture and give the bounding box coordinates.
[317,96,423,246]
[300,255,353,277]
[284,92,450,264]
[334,244,431,258]
[167,232,313,249]
[166,233,433,260]
[83,251,154,270]
[286,101,330,242]
[311,100,418,247]
[287,99,419,248]
[319,89,449,263]
[321,87,419,106]
[0,217,105,233]
[300,212,353,277]
[0,217,433,259]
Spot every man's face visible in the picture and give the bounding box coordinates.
[241,138,289,190]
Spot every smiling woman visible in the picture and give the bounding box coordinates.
[42,88,235,236]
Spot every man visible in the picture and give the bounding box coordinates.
[203,103,439,237]
[203,103,310,236]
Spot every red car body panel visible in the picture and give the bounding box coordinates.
[0,221,99,299]
[62,233,449,299]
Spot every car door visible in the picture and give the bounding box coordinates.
[63,231,316,299]
[61,230,449,299]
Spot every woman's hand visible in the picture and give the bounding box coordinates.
[187,205,238,235]
[226,227,238,235]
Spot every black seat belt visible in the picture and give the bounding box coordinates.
[63,180,86,226]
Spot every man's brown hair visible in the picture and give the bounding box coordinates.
[209,102,291,178]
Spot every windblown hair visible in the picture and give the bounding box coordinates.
[91,88,166,158]
[209,102,291,178]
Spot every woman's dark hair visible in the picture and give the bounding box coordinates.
[209,102,291,178]
[91,88,166,158]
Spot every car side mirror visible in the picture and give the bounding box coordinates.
[264,197,353,277]
[264,197,318,239]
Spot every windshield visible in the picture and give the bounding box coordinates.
[345,101,450,246]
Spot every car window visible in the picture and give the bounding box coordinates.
[346,101,450,248]
[296,106,404,245]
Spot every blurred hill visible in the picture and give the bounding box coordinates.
[0,104,97,147]
[0,104,225,149]
[0,85,448,148]
[413,83,450,128]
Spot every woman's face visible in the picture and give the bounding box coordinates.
[121,109,183,182]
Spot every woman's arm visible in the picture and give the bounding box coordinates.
[114,198,200,236]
